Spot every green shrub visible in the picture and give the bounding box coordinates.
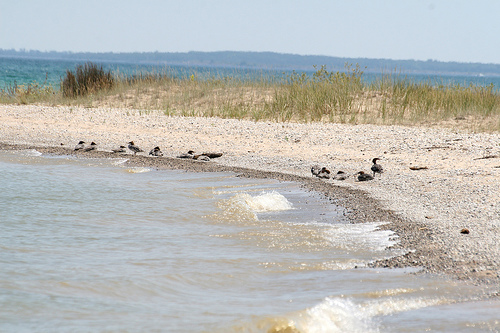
[61,62,114,98]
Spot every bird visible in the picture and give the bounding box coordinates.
[112,145,127,153]
[317,167,331,179]
[177,150,195,159]
[193,154,210,161]
[311,165,321,177]
[334,170,348,181]
[74,141,86,151]
[149,146,164,157]
[356,171,374,181]
[201,152,223,159]
[371,158,383,177]
[84,142,97,151]
[128,141,144,155]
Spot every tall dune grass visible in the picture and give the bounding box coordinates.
[1,62,499,131]
[61,62,114,97]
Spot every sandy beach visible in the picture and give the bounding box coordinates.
[1,104,499,288]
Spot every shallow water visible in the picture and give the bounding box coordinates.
[0,150,498,332]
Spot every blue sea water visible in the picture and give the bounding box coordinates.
[0,150,499,332]
[1,56,499,91]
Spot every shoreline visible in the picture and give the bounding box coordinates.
[1,104,499,290]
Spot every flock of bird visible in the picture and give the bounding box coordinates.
[311,157,384,182]
[74,140,160,156]
[73,140,222,161]
[73,140,383,181]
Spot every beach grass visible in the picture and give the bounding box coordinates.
[1,62,499,132]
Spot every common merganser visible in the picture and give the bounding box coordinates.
[371,158,383,177]
[112,145,127,153]
[194,154,210,161]
[74,141,86,151]
[84,142,97,151]
[356,171,374,181]
[311,165,321,177]
[149,146,164,157]
[177,150,195,159]
[128,141,144,155]
[334,170,348,181]
[317,167,331,179]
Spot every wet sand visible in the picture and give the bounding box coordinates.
[1,104,499,289]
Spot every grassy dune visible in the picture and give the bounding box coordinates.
[1,63,499,132]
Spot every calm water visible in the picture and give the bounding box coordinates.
[0,150,499,332]
[1,56,500,90]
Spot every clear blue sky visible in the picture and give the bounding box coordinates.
[1,0,499,64]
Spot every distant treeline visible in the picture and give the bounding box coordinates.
[1,49,500,76]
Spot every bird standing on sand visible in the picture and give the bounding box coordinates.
[371,158,383,177]
[74,141,86,151]
[149,146,164,157]
[356,171,374,181]
[128,141,144,155]
[84,142,97,151]
[112,145,127,153]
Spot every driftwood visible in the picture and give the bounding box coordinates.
[473,155,499,160]
[409,166,428,170]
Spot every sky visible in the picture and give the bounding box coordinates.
[1,0,499,64]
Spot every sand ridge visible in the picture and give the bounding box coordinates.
[1,104,499,287]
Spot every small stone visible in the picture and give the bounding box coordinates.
[460,228,470,234]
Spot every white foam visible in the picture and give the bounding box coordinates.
[279,295,448,333]
[212,191,293,224]
[18,149,42,157]
[240,191,293,213]
[362,296,447,317]
[125,167,151,173]
[323,222,399,252]
[111,158,129,166]
[285,297,377,333]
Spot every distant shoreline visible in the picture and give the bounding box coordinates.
[1,104,499,291]
[2,49,500,76]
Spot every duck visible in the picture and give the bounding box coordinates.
[193,154,210,162]
[128,141,144,155]
[311,165,321,177]
[371,158,383,177]
[149,146,164,157]
[334,170,348,181]
[74,141,86,151]
[317,167,331,179]
[84,142,97,151]
[356,171,374,181]
[112,145,127,153]
[177,150,195,159]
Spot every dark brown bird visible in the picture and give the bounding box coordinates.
[356,171,374,181]
[128,141,144,155]
[371,158,383,177]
